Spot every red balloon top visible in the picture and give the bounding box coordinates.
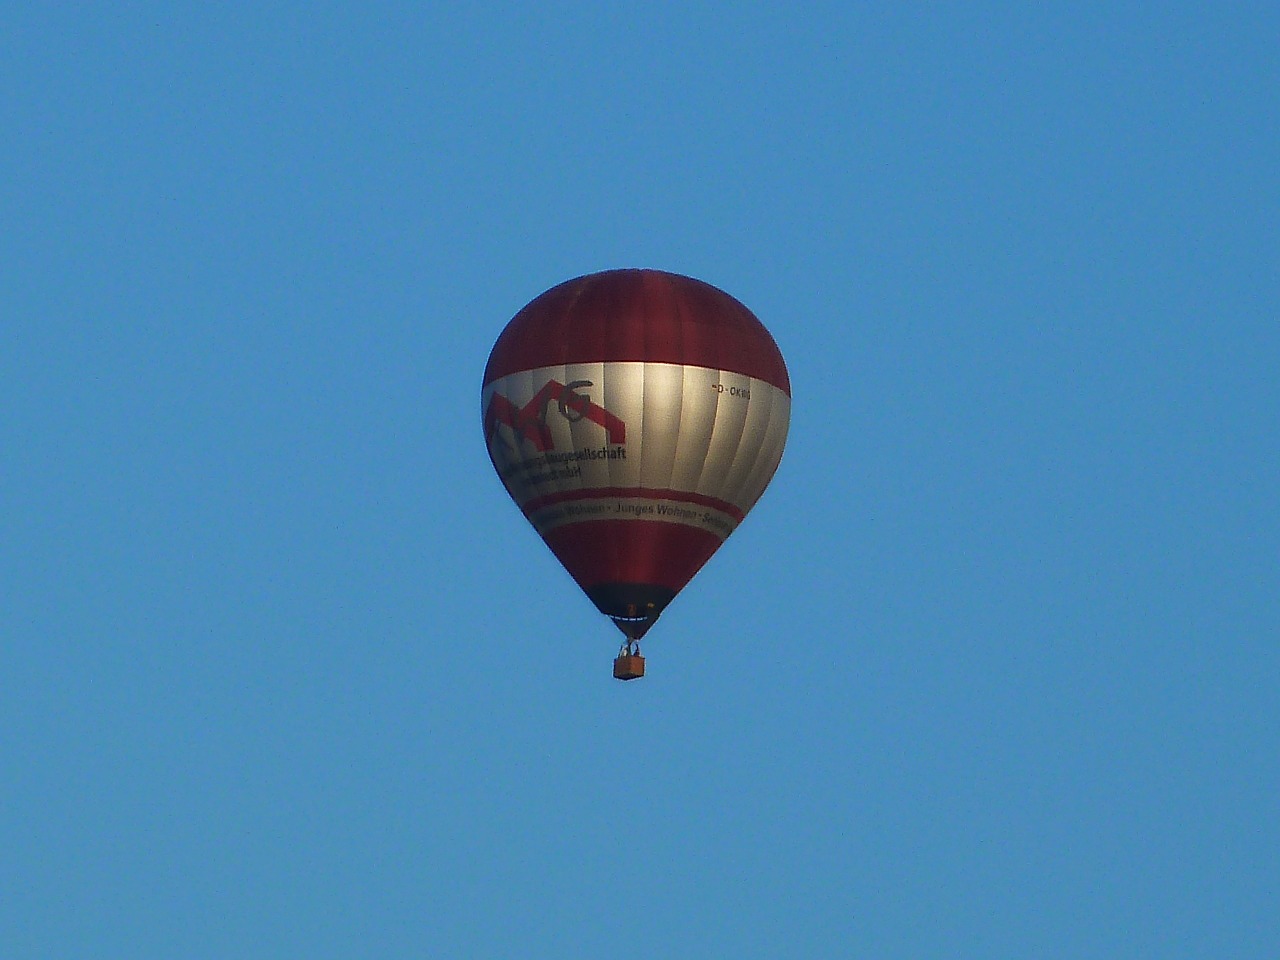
[483,269,791,396]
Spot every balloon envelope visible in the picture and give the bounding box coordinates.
[481,269,790,639]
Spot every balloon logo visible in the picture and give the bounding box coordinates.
[481,269,791,679]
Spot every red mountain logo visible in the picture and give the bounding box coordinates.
[485,379,626,452]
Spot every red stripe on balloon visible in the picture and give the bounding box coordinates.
[484,269,791,396]
[540,519,726,594]
[522,487,746,523]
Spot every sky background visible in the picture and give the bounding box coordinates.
[3,3,1277,957]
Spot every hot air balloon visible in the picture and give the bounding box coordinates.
[481,269,790,679]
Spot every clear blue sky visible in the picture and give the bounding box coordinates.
[3,4,1277,957]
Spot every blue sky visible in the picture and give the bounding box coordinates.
[3,4,1277,957]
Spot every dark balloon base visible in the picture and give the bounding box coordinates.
[586,582,676,640]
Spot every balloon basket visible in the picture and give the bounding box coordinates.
[613,653,645,681]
